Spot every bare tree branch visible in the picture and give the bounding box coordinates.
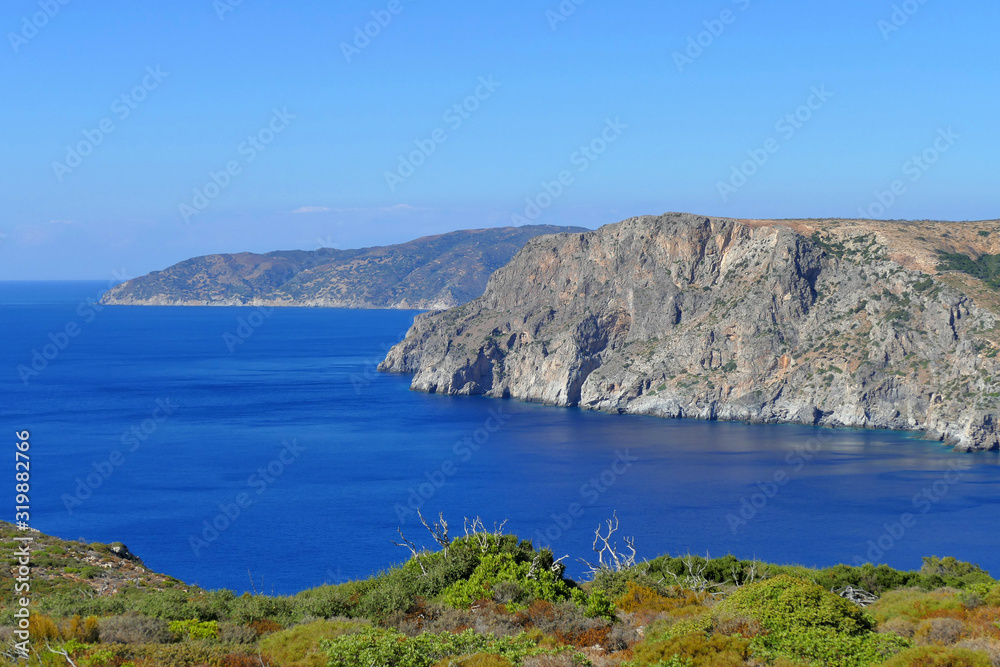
[391,528,428,575]
[577,511,637,576]
[46,642,79,666]
[417,509,451,555]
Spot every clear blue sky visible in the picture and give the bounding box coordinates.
[1,0,997,279]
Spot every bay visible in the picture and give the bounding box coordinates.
[3,281,999,595]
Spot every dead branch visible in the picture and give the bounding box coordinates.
[664,553,723,596]
[46,643,79,666]
[834,586,879,607]
[577,512,637,576]
[417,509,451,554]
[463,516,508,553]
[391,528,428,576]
[730,557,761,588]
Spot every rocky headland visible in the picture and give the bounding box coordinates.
[380,213,1000,452]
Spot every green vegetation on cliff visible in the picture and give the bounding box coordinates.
[4,520,1000,666]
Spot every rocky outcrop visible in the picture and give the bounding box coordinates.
[101,225,587,309]
[380,213,1000,452]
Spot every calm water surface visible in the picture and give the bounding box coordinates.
[3,281,999,594]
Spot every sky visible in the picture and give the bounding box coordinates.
[1,0,997,279]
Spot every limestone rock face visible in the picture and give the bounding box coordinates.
[380,213,1000,452]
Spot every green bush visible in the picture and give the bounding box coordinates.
[632,630,750,666]
[168,618,219,640]
[441,552,574,609]
[719,575,909,666]
[321,626,539,667]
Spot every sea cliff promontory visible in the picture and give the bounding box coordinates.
[381,213,1000,452]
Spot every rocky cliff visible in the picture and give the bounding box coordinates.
[101,225,586,309]
[380,213,1000,452]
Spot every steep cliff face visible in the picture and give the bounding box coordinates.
[380,213,1000,452]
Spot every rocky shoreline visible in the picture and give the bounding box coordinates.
[380,213,1000,452]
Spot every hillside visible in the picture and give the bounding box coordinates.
[380,213,1000,451]
[100,225,587,309]
[5,519,1000,666]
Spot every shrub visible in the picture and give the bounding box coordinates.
[881,645,992,666]
[718,575,909,666]
[62,614,100,643]
[880,617,918,638]
[441,553,574,610]
[432,654,513,667]
[712,612,763,638]
[607,622,640,652]
[219,621,259,644]
[915,618,967,646]
[721,576,874,636]
[259,618,368,667]
[113,642,250,666]
[168,618,219,640]
[250,618,284,635]
[230,592,295,625]
[956,639,1000,667]
[321,626,539,667]
[98,613,171,644]
[522,656,575,667]
[220,655,267,667]
[26,614,60,642]
[871,589,965,624]
[632,630,751,667]
[615,582,682,614]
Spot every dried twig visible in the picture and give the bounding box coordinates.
[46,642,79,666]
[417,509,451,555]
[834,586,879,607]
[391,528,428,575]
[577,512,637,576]
[463,516,508,553]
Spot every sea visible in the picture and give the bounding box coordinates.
[3,281,999,595]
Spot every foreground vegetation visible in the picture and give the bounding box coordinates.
[3,518,1000,666]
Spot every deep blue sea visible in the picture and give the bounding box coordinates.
[3,281,1000,595]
